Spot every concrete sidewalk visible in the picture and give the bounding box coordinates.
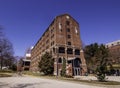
[74,76,120,82]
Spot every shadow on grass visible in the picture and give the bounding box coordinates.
[0,82,49,88]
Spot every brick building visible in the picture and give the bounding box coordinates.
[106,40,120,64]
[17,47,32,71]
[30,14,87,76]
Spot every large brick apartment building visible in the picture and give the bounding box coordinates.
[30,14,87,76]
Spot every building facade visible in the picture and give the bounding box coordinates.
[106,40,120,64]
[17,47,32,71]
[30,14,87,76]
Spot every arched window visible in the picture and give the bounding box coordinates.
[74,58,81,67]
[58,58,62,63]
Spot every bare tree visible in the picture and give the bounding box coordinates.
[0,27,14,70]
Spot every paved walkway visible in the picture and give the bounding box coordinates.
[0,76,120,88]
[74,76,120,82]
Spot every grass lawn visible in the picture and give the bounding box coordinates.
[0,73,12,77]
[0,70,15,77]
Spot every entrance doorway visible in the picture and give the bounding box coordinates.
[72,58,82,76]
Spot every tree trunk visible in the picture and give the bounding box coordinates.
[0,58,3,70]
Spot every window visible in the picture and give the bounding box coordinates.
[46,40,49,44]
[66,21,70,25]
[51,41,54,46]
[67,35,71,39]
[75,49,80,55]
[53,48,55,53]
[51,34,54,39]
[59,22,62,30]
[25,61,30,66]
[51,29,54,33]
[68,42,71,45]
[60,29,62,32]
[58,58,62,63]
[74,58,81,67]
[67,28,70,32]
[75,26,78,34]
[68,60,71,64]
[46,45,49,49]
[67,48,73,54]
[66,16,70,19]
[59,47,65,53]
[46,34,49,37]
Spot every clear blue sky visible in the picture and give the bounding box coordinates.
[0,0,120,56]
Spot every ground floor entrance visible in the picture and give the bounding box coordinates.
[68,58,82,76]
[54,57,82,76]
[73,67,81,76]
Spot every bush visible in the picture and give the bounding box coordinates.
[61,58,66,77]
[38,52,54,75]
[11,64,17,71]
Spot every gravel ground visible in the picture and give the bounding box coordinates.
[0,75,120,88]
